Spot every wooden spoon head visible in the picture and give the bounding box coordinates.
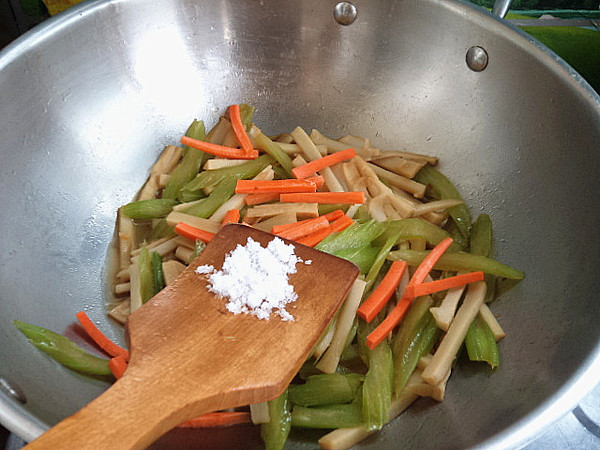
[126,224,359,415]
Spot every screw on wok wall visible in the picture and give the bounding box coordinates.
[466,46,489,72]
[0,378,27,404]
[333,2,357,26]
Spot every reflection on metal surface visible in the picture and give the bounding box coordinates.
[333,2,357,26]
[466,45,489,71]
[0,379,26,405]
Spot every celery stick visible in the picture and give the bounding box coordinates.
[316,220,386,255]
[366,232,401,290]
[138,246,154,304]
[465,314,500,369]
[334,244,380,274]
[289,374,363,407]
[392,297,440,395]
[14,321,112,376]
[239,103,255,126]
[184,177,237,218]
[162,120,206,200]
[445,219,470,252]
[470,214,497,303]
[253,130,294,177]
[150,218,176,241]
[415,165,472,240]
[121,199,177,220]
[151,252,166,295]
[362,340,394,431]
[261,390,291,450]
[388,249,525,279]
[291,404,363,429]
[181,154,274,197]
[376,218,462,252]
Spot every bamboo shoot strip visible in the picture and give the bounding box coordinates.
[181,136,259,159]
[292,148,357,179]
[280,192,366,205]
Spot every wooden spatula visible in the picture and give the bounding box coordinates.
[27,224,359,449]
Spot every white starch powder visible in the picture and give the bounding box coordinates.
[196,237,311,321]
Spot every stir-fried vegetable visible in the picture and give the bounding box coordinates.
[15,104,524,449]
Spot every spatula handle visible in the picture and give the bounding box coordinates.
[25,372,210,450]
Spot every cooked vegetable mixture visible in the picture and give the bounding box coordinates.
[15,104,524,449]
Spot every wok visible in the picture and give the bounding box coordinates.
[1,0,599,448]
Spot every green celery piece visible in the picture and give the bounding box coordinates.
[181,154,275,196]
[121,199,177,220]
[362,340,394,431]
[151,252,166,295]
[316,220,386,255]
[444,219,470,252]
[290,404,363,429]
[470,214,497,303]
[334,244,380,274]
[14,321,112,376]
[465,314,500,369]
[163,119,207,200]
[261,390,291,450]
[184,177,237,218]
[377,218,462,252]
[252,130,294,177]
[150,218,176,241]
[239,103,255,126]
[178,189,206,204]
[392,297,440,395]
[366,232,402,291]
[414,165,472,240]
[288,373,363,407]
[138,246,154,304]
[388,249,525,280]
[271,165,288,180]
[354,205,372,221]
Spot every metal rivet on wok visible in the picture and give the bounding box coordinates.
[333,2,357,26]
[466,46,489,72]
[0,377,27,404]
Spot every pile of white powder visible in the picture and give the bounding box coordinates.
[196,237,311,321]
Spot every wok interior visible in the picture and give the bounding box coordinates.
[1,0,599,448]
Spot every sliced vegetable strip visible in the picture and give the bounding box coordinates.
[271,209,344,235]
[109,355,128,379]
[407,237,454,288]
[76,311,130,361]
[175,222,215,243]
[403,271,485,298]
[229,104,254,154]
[297,214,354,247]
[275,216,329,241]
[221,208,241,227]
[245,192,280,206]
[280,192,366,205]
[292,148,357,179]
[178,411,252,428]
[181,136,259,159]
[121,199,178,220]
[358,261,407,323]
[235,179,317,194]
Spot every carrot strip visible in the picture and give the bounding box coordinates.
[236,179,317,194]
[279,192,366,205]
[229,104,254,155]
[292,148,357,179]
[175,222,216,243]
[270,210,343,235]
[275,216,329,241]
[365,238,455,349]
[76,311,130,361]
[244,192,280,206]
[109,355,128,379]
[297,214,354,247]
[357,261,407,323]
[178,412,252,428]
[181,136,259,160]
[404,271,485,298]
[221,209,241,227]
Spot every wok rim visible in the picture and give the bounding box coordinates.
[0,0,599,447]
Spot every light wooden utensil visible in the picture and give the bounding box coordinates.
[27,224,360,449]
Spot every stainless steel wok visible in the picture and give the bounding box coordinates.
[1,0,599,448]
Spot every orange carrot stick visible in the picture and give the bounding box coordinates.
[403,271,485,298]
[279,191,366,205]
[275,216,329,241]
[235,179,317,194]
[297,214,354,247]
[109,355,128,379]
[322,209,346,222]
[306,174,325,189]
[229,104,254,155]
[175,222,216,243]
[178,411,252,428]
[181,136,259,160]
[270,210,343,235]
[292,148,357,179]
[221,209,241,227]
[76,311,130,361]
[365,237,455,349]
[244,192,280,206]
[357,261,408,323]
